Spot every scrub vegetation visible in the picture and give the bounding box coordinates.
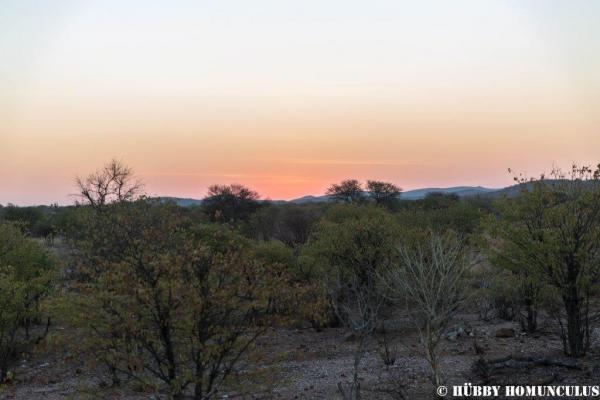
[1,160,600,399]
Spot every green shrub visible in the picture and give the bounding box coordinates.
[72,200,284,399]
[0,224,55,381]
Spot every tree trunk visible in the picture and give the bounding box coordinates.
[0,361,7,383]
[522,298,537,333]
[194,364,204,400]
[352,334,365,400]
[564,286,587,358]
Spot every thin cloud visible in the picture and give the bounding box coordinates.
[282,159,424,167]
[140,171,314,183]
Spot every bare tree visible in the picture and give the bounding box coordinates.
[75,159,143,209]
[383,232,469,388]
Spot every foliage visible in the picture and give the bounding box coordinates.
[326,179,365,204]
[366,180,401,209]
[0,224,55,381]
[203,184,262,223]
[483,196,548,332]
[1,206,45,234]
[473,269,519,322]
[72,200,280,399]
[17,156,600,395]
[396,199,486,235]
[309,205,400,288]
[251,241,328,327]
[306,205,399,399]
[248,204,322,247]
[489,164,600,357]
[421,192,460,209]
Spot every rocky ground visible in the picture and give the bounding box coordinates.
[3,312,600,399]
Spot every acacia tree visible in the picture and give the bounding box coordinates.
[383,231,469,388]
[492,164,600,357]
[326,180,365,204]
[366,180,401,208]
[73,200,278,399]
[75,159,143,209]
[203,184,261,223]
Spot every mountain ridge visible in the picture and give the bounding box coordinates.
[159,185,503,207]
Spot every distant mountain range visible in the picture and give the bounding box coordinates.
[159,185,512,207]
[159,197,206,207]
[390,186,498,201]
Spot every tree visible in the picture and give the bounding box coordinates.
[366,180,401,208]
[251,240,328,326]
[0,224,55,382]
[203,184,261,223]
[484,191,549,333]
[332,261,383,400]
[75,159,143,209]
[382,231,469,389]
[307,206,398,399]
[326,179,365,204]
[491,164,600,357]
[72,200,278,399]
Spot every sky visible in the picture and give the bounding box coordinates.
[1,0,600,205]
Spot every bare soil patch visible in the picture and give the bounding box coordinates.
[3,313,600,399]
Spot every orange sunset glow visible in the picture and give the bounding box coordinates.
[2,1,600,205]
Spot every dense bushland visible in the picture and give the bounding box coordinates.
[69,200,286,399]
[0,224,55,382]
[2,161,600,398]
[486,165,600,357]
